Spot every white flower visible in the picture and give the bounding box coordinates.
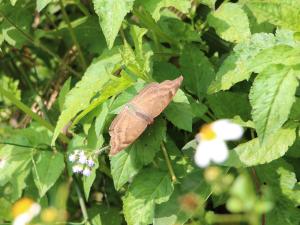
[68,154,76,162]
[72,165,83,173]
[78,154,87,164]
[87,159,95,167]
[194,119,243,168]
[12,198,41,225]
[0,158,6,168]
[82,168,91,176]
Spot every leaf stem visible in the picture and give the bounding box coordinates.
[161,142,177,183]
[0,86,69,143]
[74,178,90,224]
[0,11,81,77]
[59,0,87,69]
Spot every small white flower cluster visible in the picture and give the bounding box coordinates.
[68,150,95,177]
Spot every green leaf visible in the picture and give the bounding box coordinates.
[0,2,33,48]
[180,45,215,96]
[93,0,135,48]
[244,0,300,32]
[209,31,300,93]
[123,169,174,225]
[110,118,166,190]
[32,151,65,197]
[209,33,276,92]
[72,71,135,126]
[88,205,122,225]
[164,90,193,131]
[58,78,71,112]
[249,45,300,73]
[36,0,52,12]
[135,0,191,21]
[82,159,99,200]
[226,126,296,167]
[208,3,250,43]
[207,91,251,121]
[52,49,122,144]
[290,97,300,120]
[250,65,298,143]
[278,167,300,206]
[153,61,181,82]
[58,16,107,54]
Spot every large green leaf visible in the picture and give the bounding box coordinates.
[208,3,251,43]
[52,49,122,144]
[135,0,191,21]
[32,151,65,197]
[123,169,174,225]
[110,118,166,190]
[93,0,135,48]
[164,90,193,131]
[244,0,300,32]
[180,45,215,97]
[226,126,296,167]
[249,45,300,73]
[209,31,300,93]
[209,33,275,92]
[250,65,298,143]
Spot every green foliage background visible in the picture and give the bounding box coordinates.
[0,0,300,224]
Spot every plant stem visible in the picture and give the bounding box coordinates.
[59,0,87,70]
[0,86,69,143]
[0,11,81,77]
[161,142,177,183]
[74,179,90,224]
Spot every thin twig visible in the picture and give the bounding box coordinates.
[161,142,177,183]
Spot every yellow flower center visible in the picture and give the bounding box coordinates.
[199,124,216,141]
[12,198,34,218]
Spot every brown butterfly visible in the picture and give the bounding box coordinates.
[109,76,183,155]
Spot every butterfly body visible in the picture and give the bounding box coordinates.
[109,76,183,155]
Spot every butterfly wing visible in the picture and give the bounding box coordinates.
[130,76,183,118]
[109,76,183,155]
[109,106,148,155]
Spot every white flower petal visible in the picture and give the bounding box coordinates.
[13,213,31,225]
[209,139,229,163]
[82,168,91,176]
[212,119,243,141]
[194,141,213,168]
[78,154,87,164]
[68,154,76,162]
[13,204,40,225]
